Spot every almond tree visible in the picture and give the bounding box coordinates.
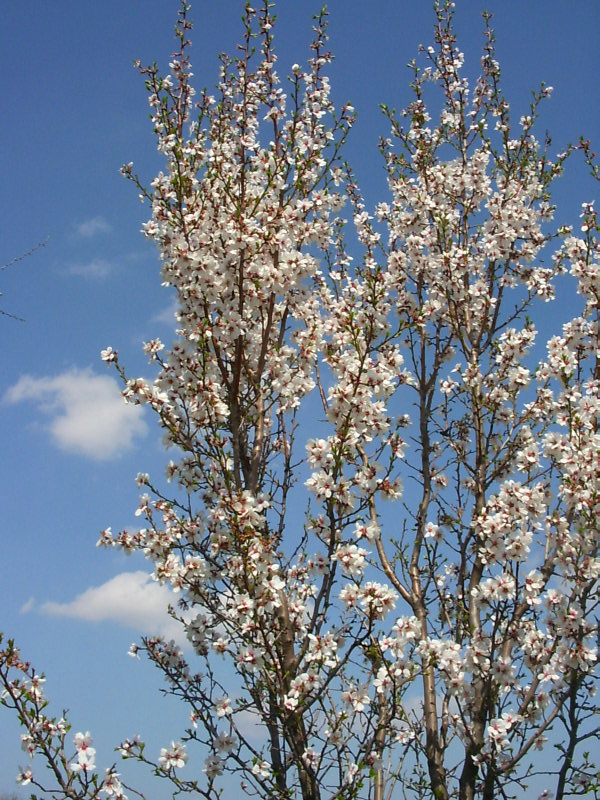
[2,2,598,799]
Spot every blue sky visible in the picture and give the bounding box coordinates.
[1,1,598,796]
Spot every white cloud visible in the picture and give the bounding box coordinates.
[39,571,186,644]
[4,368,148,460]
[234,709,264,742]
[20,596,35,614]
[74,216,112,238]
[66,258,112,280]
[151,298,179,326]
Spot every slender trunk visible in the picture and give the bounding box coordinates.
[374,770,384,800]
[458,753,478,800]
[458,360,490,800]
[555,674,580,800]
[421,657,450,800]
[373,698,388,800]
[277,594,321,800]
[411,326,449,800]
[266,696,288,797]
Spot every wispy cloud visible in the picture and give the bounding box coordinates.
[4,368,148,460]
[37,571,186,644]
[20,596,35,614]
[65,257,112,280]
[234,709,265,742]
[74,216,112,238]
[151,298,179,326]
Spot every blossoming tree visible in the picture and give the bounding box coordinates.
[2,2,599,799]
